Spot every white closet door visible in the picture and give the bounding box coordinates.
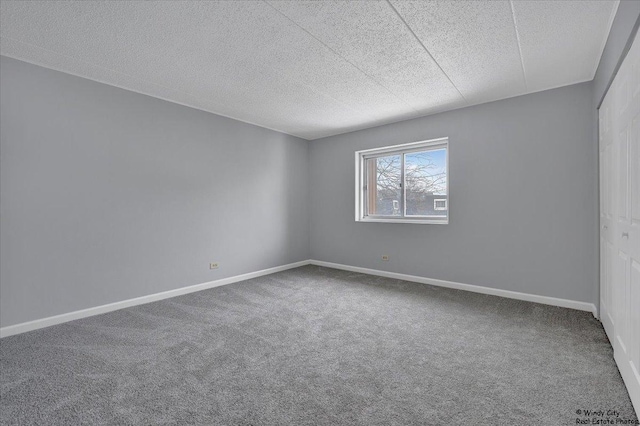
[600,29,640,415]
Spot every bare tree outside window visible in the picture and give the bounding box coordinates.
[368,154,401,215]
[356,138,448,224]
[405,150,446,216]
[367,149,446,216]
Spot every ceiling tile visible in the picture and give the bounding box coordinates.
[0,0,619,139]
[511,0,619,92]
[390,0,527,104]
[268,0,465,115]
[1,1,414,139]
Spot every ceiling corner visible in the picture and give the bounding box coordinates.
[592,0,621,80]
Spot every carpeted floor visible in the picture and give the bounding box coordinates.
[0,265,637,425]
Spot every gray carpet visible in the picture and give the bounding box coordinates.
[0,265,637,425]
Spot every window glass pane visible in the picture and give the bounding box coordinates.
[366,154,401,216]
[404,148,447,217]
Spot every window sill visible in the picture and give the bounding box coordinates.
[357,217,448,225]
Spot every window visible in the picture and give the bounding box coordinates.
[355,138,448,224]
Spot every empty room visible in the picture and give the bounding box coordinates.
[0,0,639,424]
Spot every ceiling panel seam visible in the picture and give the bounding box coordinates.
[262,0,419,114]
[509,0,529,91]
[1,1,617,140]
[386,0,467,103]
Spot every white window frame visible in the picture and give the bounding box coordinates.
[355,137,449,224]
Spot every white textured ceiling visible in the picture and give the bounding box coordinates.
[0,0,618,140]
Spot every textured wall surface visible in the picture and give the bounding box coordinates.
[0,56,309,327]
[309,82,596,304]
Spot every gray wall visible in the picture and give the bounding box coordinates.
[0,56,310,327]
[6,8,633,327]
[309,82,596,304]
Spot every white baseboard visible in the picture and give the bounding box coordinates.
[1,258,598,338]
[0,260,311,338]
[309,260,598,317]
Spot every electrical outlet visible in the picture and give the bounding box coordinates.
[209,262,219,270]
[381,255,389,261]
